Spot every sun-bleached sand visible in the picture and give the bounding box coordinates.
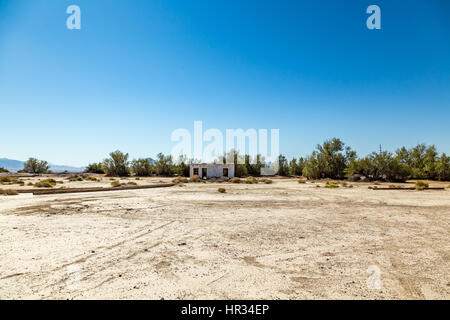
[0,177,449,299]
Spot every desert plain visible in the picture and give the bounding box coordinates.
[0,176,449,299]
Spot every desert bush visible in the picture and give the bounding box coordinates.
[324,183,339,188]
[69,176,84,182]
[340,182,348,187]
[230,177,241,183]
[23,158,49,174]
[85,162,105,174]
[298,179,306,184]
[111,181,121,187]
[2,189,19,196]
[0,167,9,173]
[245,177,258,184]
[190,175,200,182]
[263,179,273,184]
[415,180,429,191]
[173,177,189,184]
[218,187,226,193]
[127,181,137,186]
[104,150,130,177]
[34,179,57,188]
[0,177,14,184]
[27,182,33,186]
[85,176,99,182]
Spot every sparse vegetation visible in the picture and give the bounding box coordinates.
[263,179,273,184]
[111,181,121,187]
[415,180,429,191]
[34,179,57,188]
[218,187,226,193]
[127,182,137,186]
[85,176,99,182]
[230,177,241,183]
[324,183,339,189]
[0,167,9,173]
[298,179,306,184]
[69,176,84,182]
[244,176,258,184]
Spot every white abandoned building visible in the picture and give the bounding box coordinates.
[189,163,235,179]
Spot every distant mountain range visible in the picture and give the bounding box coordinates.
[0,158,85,173]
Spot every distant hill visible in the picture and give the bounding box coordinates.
[0,158,84,173]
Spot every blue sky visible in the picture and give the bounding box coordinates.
[0,0,449,166]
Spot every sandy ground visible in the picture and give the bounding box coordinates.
[0,177,449,299]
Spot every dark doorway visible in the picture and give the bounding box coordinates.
[193,168,198,176]
[223,168,228,177]
[202,168,207,178]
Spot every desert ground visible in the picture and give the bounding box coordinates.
[0,176,449,299]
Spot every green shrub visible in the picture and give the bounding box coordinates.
[127,182,137,186]
[263,179,273,184]
[415,180,429,191]
[85,176,99,182]
[85,163,105,174]
[0,167,9,173]
[218,187,226,193]
[34,179,57,188]
[0,177,14,184]
[298,179,306,184]
[69,176,84,182]
[111,181,121,187]
[244,177,258,184]
[324,183,339,188]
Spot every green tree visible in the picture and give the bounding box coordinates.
[155,153,174,176]
[174,155,190,177]
[289,157,304,176]
[103,151,130,177]
[85,162,105,174]
[23,158,49,174]
[303,138,355,179]
[131,158,154,176]
[436,153,450,181]
[277,155,289,176]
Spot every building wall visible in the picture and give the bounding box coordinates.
[189,164,235,179]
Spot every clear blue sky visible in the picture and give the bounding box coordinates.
[1,0,449,166]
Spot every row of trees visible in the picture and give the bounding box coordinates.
[13,139,450,182]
